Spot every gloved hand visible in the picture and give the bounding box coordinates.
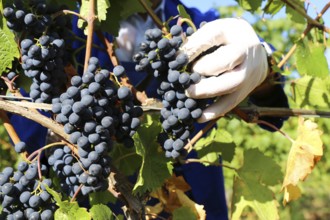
[181,18,269,123]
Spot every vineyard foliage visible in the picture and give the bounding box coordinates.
[0,0,329,219]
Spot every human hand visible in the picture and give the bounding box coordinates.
[181,18,269,123]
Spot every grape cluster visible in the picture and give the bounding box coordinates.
[134,24,211,159]
[3,0,71,103]
[20,34,68,103]
[0,161,56,219]
[51,57,142,197]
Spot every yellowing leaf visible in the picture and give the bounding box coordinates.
[150,175,206,219]
[145,202,163,219]
[282,184,301,205]
[282,117,323,205]
[175,189,206,220]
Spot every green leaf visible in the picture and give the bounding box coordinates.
[295,39,329,78]
[90,204,112,220]
[110,142,141,176]
[55,201,91,220]
[173,207,197,220]
[89,191,117,206]
[99,0,151,36]
[0,6,20,75]
[285,2,305,24]
[231,176,279,220]
[133,116,173,195]
[231,148,282,220]
[44,184,62,205]
[45,185,91,220]
[239,148,283,186]
[177,4,191,20]
[291,75,330,109]
[263,0,284,15]
[195,128,236,164]
[235,0,262,12]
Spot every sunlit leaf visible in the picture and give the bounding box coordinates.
[282,117,323,205]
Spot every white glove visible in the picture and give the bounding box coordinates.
[181,18,269,123]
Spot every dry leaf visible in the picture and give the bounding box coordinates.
[176,189,206,220]
[149,174,206,219]
[282,117,323,205]
[145,203,164,219]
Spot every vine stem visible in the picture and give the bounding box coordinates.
[277,1,330,69]
[237,106,330,118]
[27,142,64,161]
[70,184,83,202]
[255,120,295,143]
[183,118,219,151]
[138,0,164,30]
[37,152,43,180]
[83,0,96,72]
[0,110,20,145]
[52,9,87,21]
[185,158,238,171]
[0,100,70,143]
[280,0,330,33]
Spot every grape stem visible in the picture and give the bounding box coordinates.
[27,142,64,161]
[37,152,43,180]
[178,17,197,32]
[70,184,83,202]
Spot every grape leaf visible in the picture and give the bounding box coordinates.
[89,191,116,206]
[110,142,141,176]
[133,114,173,195]
[291,76,330,109]
[177,4,191,21]
[55,201,91,220]
[173,206,197,220]
[99,0,152,36]
[281,117,323,205]
[0,4,20,75]
[231,176,279,220]
[45,185,91,220]
[231,148,282,220]
[235,0,262,12]
[90,204,112,220]
[295,39,329,78]
[263,0,284,15]
[285,2,305,24]
[195,128,236,164]
[44,184,62,205]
